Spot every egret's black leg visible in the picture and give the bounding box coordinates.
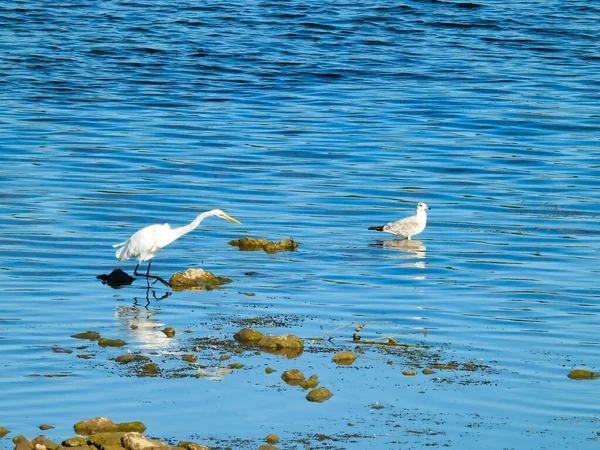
[145,260,171,288]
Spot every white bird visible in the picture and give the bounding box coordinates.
[113,209,241,287]
[368,202,431,240]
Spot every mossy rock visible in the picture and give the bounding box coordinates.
[74,417,118,435]
[300,374,319,390]
[116,421,147,433]
[0,426,10,438]
[332,351,358,365]
[228,237,300,253]
[306,387,333,403]
[169,268,232,291]
[567,369,599,380]
[177,441,212,450]
[98,338,127,348]
[258,334,304,349]
[87,432,127,447]
[233,328,265,343]
[115,354,151,364]
[140,363,161,377]
[71,331,101,341]
[62,437,88,447]
[265,433,280,445]
[182,354,198,363]
[30,436,59,450]
[162,327,176,338]
[281,369,305,386]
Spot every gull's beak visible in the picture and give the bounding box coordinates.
[219,212,241,224]
[428,206,431,210]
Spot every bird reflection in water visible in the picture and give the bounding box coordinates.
[372,239,427,269]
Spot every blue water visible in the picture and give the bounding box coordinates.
[1,1,600,448]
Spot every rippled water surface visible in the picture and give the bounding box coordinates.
[1,1,600,448]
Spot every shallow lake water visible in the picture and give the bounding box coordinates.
[1,1,600,449]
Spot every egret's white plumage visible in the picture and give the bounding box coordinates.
[113,209,241,286]
[368,202,430,240]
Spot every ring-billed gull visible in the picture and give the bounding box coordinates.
[368,202,431,240]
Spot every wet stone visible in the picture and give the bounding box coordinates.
[0,426,10,438]
[281,369,305,386]
[177,441,212,450]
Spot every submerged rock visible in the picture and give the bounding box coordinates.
[228,237,300,253]
[306,387,333,403]
[38,424,54,431]
[567,369,599,380]
[182,354,198,363]
[169,268,232,291]
[96,268,135,287]
[332,351,358,365]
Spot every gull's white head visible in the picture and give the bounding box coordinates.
[416,202,431,212]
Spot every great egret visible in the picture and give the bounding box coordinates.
[368,202,431,240]
[113,209,241,287]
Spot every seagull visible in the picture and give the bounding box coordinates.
[368,202,431,240]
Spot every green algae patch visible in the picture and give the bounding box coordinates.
[116,421,147,433]
[71,331,101,341]
[234,328,265,343]
[568,369,599,380]
[98,338,127,348]
[0,426,10,438]
[306,387,333,403]
[228,236,300,253]
[332,351,358,365]
[162,327,176,338]
[170,268,232,291]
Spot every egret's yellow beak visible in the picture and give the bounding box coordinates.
[220,213,241,224]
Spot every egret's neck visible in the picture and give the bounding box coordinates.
[171,211,213,241]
